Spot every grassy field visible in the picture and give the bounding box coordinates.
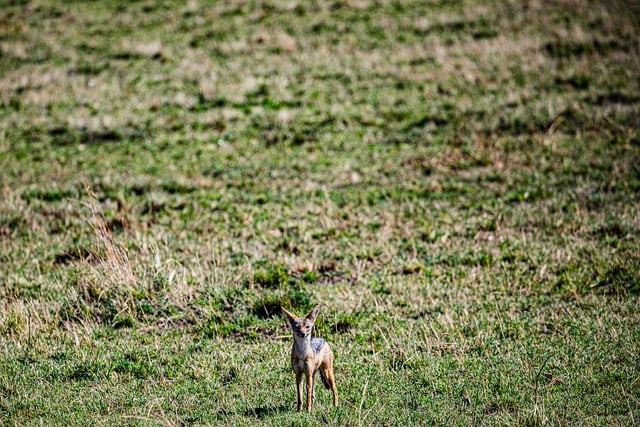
[1,0,639,425]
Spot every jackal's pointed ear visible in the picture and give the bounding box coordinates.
[305,304,322,323]
[281,305,297,323]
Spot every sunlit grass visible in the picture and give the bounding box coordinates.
[0,0,639,425]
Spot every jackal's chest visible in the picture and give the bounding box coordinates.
[291,340,324,372]
[291,355,311,372]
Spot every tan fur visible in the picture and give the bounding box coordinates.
[281,304,338,411]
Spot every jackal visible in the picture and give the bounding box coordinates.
[281,304,338,411]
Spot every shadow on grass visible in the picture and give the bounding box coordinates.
[242,405,290,418]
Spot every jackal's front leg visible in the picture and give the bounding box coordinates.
[296,371,303,411]
[305,371,314,411]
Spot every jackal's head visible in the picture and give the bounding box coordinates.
[281,304,321,339]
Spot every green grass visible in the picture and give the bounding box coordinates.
[1,0,639,425]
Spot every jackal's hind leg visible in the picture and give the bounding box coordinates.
[320,362,338,407]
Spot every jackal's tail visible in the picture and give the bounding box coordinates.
[319,369,331,390]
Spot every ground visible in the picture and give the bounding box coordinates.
[0,0,639,425]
